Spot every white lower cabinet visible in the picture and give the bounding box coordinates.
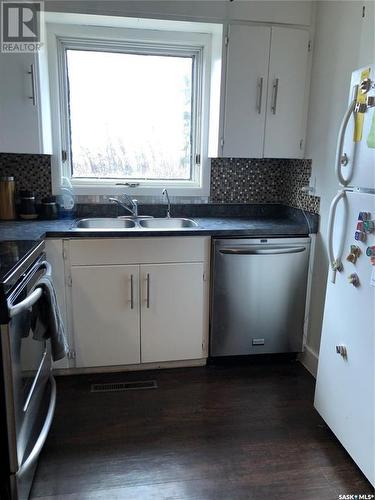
[68,238,210,369]
[141,263,205,363]
[71,265,140,367]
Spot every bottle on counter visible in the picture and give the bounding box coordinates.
[58,176,75,219]
[19,190,38,220]
[0,176,16,220]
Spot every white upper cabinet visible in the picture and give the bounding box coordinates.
[221,24,311,159]
[0,51,51,155]
[223,25,270,158]
[264,27,310,158]
[0,53,40,153]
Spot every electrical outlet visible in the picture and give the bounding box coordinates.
[301,176,316,195]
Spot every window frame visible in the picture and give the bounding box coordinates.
[47,22,213,196]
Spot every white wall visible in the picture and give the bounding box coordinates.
[304,1,375,365]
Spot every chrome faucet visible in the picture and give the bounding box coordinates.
[109,194,138,217]
[162,189,172,218]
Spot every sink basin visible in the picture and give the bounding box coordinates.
[75,217,198,230]
[76,218,136,229]
[139,218,198,229]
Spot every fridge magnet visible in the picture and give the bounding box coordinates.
[346,245,361,263]
[363,220,374,233]
[355,230,366,242]
[347,273,360,287]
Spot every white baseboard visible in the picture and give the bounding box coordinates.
[298,345,319,378]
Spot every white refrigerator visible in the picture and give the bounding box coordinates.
[315,64,375,486]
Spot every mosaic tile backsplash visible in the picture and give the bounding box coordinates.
[210,158,320,214]
[0,153,52,200]
[0,153,320,214]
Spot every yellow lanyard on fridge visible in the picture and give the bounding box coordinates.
[353,67,371,142]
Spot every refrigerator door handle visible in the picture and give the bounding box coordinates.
[327,190,347,283]
[335,85,358,186]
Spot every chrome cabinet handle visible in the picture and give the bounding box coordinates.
[256,77,263,114]
[28,64,37,107]
[271,78,279,114]
[130,274,134,309]
[146,273,150,308]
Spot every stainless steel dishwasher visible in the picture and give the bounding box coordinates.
[210,237,311,356]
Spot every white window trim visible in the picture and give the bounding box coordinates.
[46,19,219,197]
[59,38,203,191]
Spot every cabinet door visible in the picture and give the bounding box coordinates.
[0,53,42,154]
[223,25,271,158]
[71,265,140,367]
[264,27,310,158]
[141,263,205,363]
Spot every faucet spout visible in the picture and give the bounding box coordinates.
[162,189,172,218]
[109,194,138,217]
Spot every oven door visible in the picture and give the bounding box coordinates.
[2,259,56,490]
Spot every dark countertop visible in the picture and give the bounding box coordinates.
[0,205,319,289]
[0,215,315,241]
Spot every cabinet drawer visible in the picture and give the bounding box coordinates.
[69,237,210,265]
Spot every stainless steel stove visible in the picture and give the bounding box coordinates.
[0,241,56,500]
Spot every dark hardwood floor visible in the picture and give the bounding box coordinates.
[30,362,373,499]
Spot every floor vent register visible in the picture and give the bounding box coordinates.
[90,380,158,392]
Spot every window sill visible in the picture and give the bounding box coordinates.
[66,181,210,198]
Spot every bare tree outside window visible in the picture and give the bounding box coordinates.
[66,49,193,180]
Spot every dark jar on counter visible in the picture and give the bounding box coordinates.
[19,190,38,220]
[40,196,58,220]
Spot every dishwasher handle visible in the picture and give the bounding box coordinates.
[219,246,306,256]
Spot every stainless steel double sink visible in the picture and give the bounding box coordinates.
[75,217,199,230]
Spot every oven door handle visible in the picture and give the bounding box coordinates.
[8,261,52,318]
[17,376,56,479]
[23,351,47,413]
[8,288,43,318]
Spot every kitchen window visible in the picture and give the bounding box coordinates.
[46,19,221,196]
